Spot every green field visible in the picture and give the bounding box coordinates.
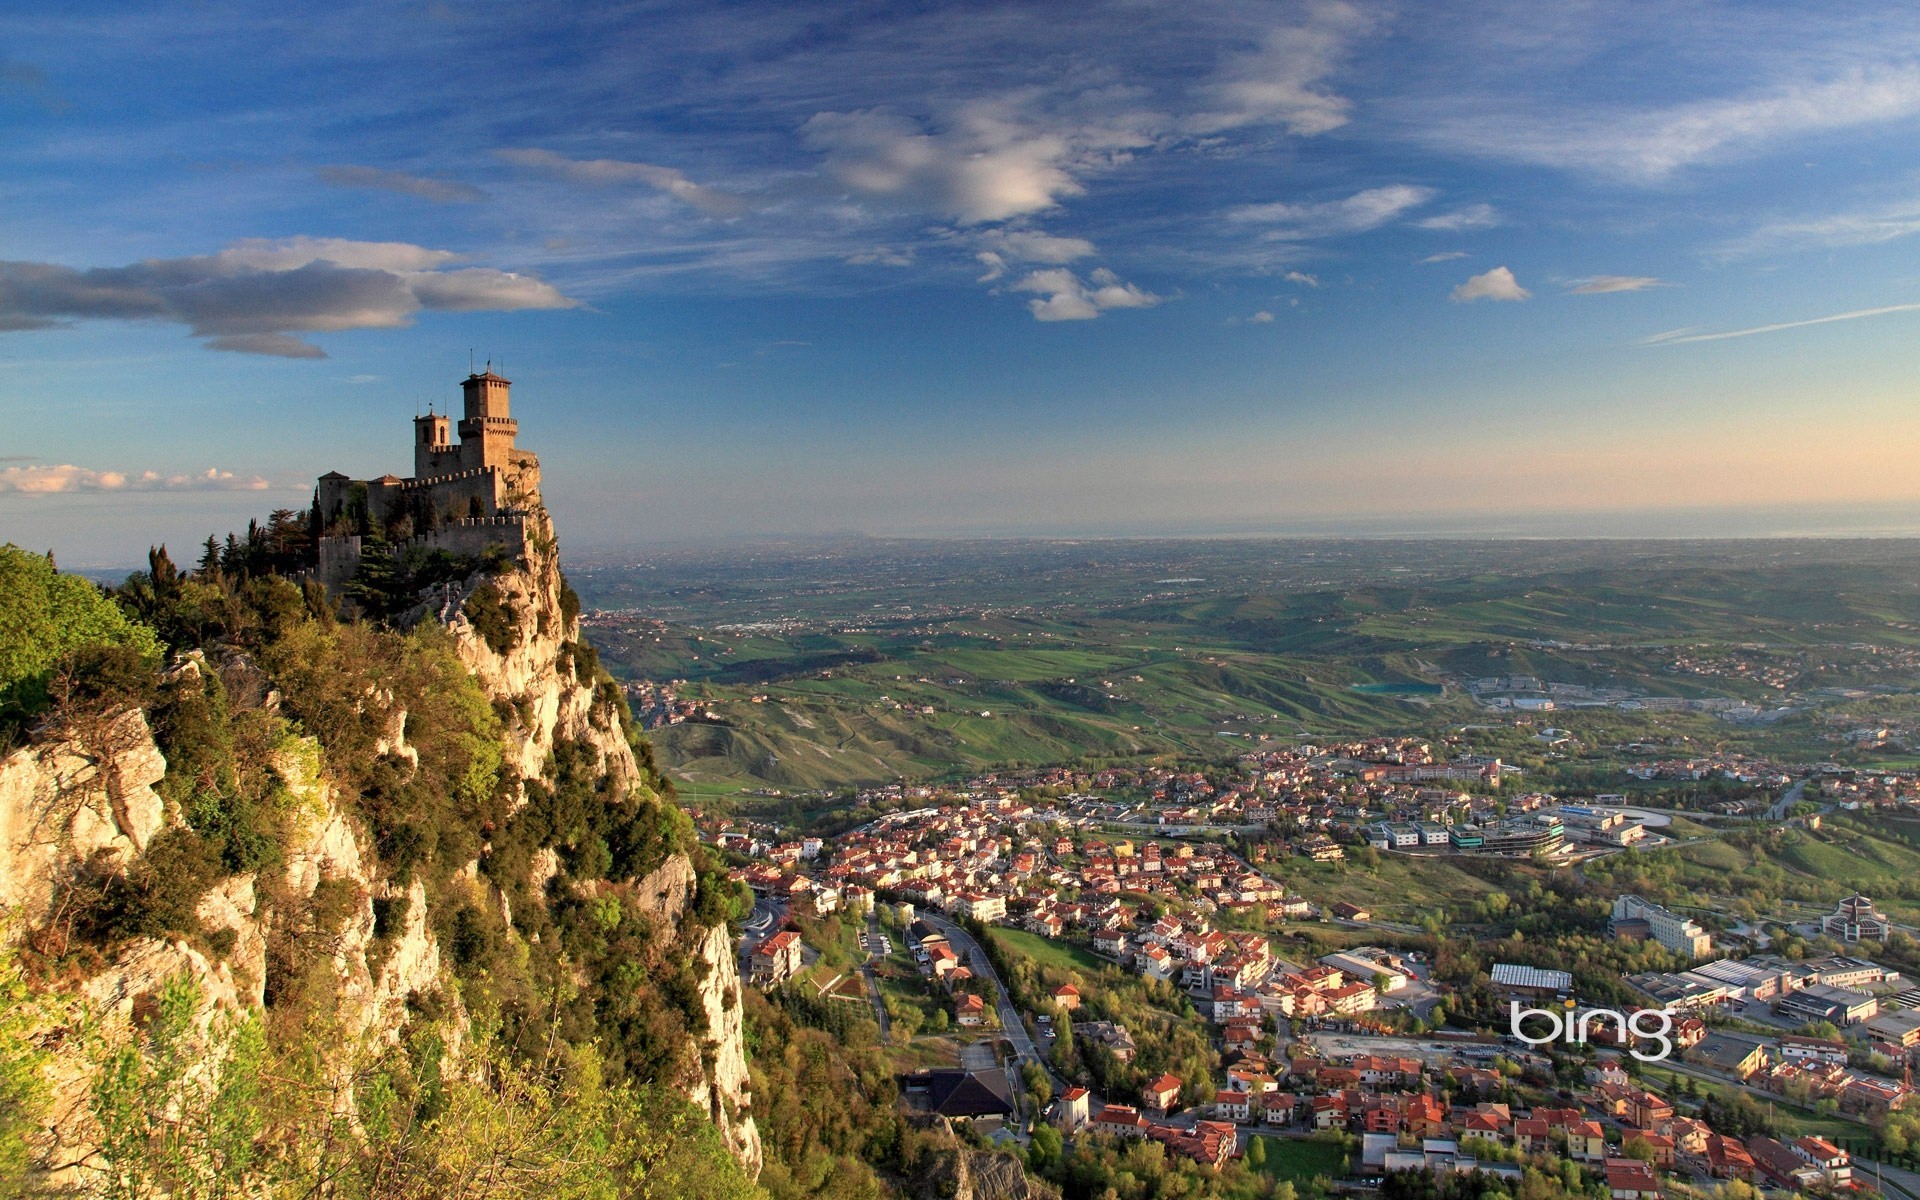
[988,928,1109,977]
[577,538,1920,794]
[1246,1136,1350,1185]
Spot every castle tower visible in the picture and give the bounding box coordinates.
[458,369,519,470]
[414,408,451,478]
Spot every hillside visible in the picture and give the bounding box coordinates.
[0,506,766,1194]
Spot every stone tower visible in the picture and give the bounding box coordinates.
[458,370,519,471]
[414,410,452,478]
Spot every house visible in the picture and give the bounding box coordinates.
[1091,1104,1146,1137]
[1604,1158,1662,1200]
[1143,1072,1183,1115]
[1093,930,1129,957]
[1076,1020,1138,1063]
[1139,944,1176,981]
[1056,1086,1090,1131]
[1331,902,1370,922]
[1564,1120,1608,1163]
[1052,983,1082,1011]
[1703,1133,1754,1180]
[1792,1136,1852,1186]
[955,993,987,1027]
[1747,1136,1824,1191]
[1212,1089,1252,1121]
[1623,1132,1674,1167]
[749,930,804,986]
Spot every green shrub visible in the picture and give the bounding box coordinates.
[462,583,517,655]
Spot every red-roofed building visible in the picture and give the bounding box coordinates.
[1143,1072,1183,1116]
[749,930,804,986]
[1604,1158,1662,1199]
[1057,1086,1090,1131]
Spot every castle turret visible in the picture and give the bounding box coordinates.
[414,409,452,478]
[457,370,518,470]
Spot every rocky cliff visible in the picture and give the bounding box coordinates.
[435,506,761,1175]
[0,502,761,1186]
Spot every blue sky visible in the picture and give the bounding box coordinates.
[6,0,1920,565]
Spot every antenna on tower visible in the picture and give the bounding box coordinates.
[469,348,475,375]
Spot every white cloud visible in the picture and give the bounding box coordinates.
[1451,266,1531,302]
[1187,2,1373,136]
[496,148,749,216]
[1283,270,1319,287]
[1013,267,1161,322]
[1414,204,1500,232]
[982,229,1097,264]
[0,238,575,356]
[1642,301,1920,345]
[1420,65,1920,182]
[0,464,270,495]
[1569,275,1665,294]
[802,103,1120,225]
[1228,185,1435,237]
[318,165,487,204]
[1419,251,1468,264]
[1250,310,1276,323]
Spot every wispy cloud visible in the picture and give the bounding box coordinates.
[1013,267,1160,321]
[496,148,750,216]
[1413,204,1499,231]
[1724,192,1920,257]
[1569,275,1665,294]
[0,237,574,357]
[1416,65,1920,182]
[318,165,487,203]
[0,464,269,495]
[1451,266,1530,302]
[1228,185,1435,238]
[1642,302,1920,345]
[1249,310,1276,323]
[1283,270,1319,287]
[1419,251,1467,264]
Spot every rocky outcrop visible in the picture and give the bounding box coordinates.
[688,922,763,1177]
[4,497,761,1183]
[438,508,633,796]
[915,1146,1056,1200]
[0,710,168,928]
[436,506,761,1176]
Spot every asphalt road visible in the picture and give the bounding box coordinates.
[920,913,1058,1089]
[862,910,892,1042]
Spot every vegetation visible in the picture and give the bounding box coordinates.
[3,532,772,1197]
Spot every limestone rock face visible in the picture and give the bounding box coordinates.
[435,506,761,1176]
[0,709,168,927]
[687,921,764,1176]
[439,508,635,796]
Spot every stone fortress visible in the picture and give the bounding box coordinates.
[313,368,542,591]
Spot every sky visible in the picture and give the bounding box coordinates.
[6,1,1920,566]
